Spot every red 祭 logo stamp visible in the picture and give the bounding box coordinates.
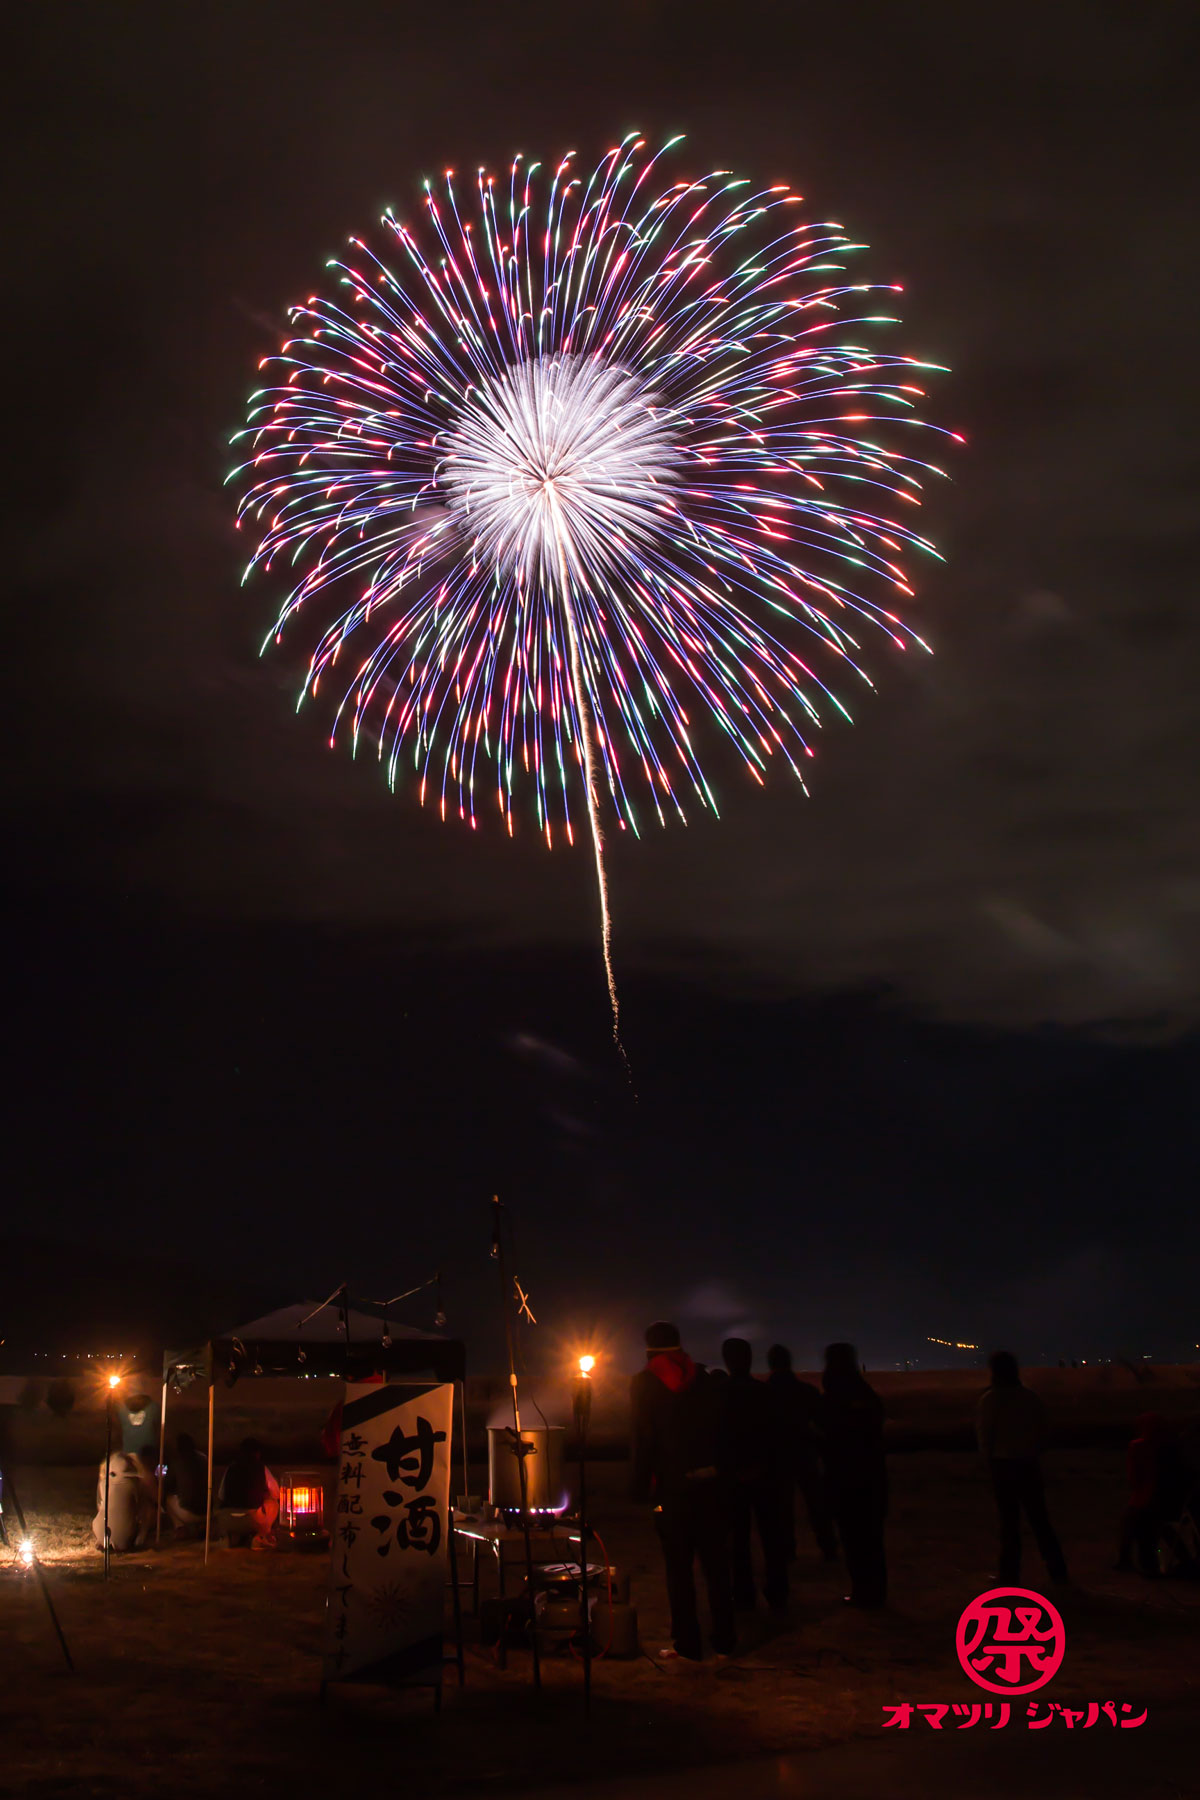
[878,1585,1148,1731]
[955,1586,1066,1695]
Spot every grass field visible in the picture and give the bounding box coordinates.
[3,1446,1197,1798]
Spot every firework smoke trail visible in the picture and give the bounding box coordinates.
[230,136,959,1055]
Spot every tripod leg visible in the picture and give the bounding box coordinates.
[0,1466,74,1672]
[32,1560,75,1673]
[447,1517,465,1686]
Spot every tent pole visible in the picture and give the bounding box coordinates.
[457,1379,469,1507]
[204,1380,214,1566]
[155,1379,167,1545]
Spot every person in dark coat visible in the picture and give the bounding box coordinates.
[766,1343,838,1561]
[631,1320,735,1661]
[164,1432,209,1534]
[976,1351,1067,1584]
[721,1338,789,1612]
[820,1343,888,1607]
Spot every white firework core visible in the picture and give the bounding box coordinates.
[441,353,677,587]
[442,352,668,1059]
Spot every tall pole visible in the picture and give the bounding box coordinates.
[574,1364,593,1715]
[204,1381,214,1566]
[457,1379,470,1510]
[492,1194,541,1691]
[103,1384,114,1578]
[155,1379,167,1546]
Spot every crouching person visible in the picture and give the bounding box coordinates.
[216,1438,280,1548]
[92,1452,155,1552]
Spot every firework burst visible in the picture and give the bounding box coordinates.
[231,134,958,1048]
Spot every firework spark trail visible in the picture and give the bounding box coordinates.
[230,136,959,1054]
[548,485,623,1054]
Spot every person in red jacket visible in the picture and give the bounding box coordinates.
[630,1321,735,1662]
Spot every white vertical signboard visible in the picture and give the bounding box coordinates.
[324,1381,453,1687]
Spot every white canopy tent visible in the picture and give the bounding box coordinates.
[159,1300,467,1563]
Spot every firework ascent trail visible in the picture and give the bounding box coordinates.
[231,134,959,1057]
[548,485,621,1052]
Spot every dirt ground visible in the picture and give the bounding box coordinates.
[3,1449,1197,1799]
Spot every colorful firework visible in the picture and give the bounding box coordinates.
[231,134,958,1048]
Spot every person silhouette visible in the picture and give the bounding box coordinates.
[820,1343,887,1607]
[1116,1412,1189,1576]
[976,1351,1067,1584]
[766,1343,837,1561]
[630,1321,735,1661]
[721,1338,789,1612]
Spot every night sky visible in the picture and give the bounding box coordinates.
[7,2,1198,1369]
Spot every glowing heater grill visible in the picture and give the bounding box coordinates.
[279,1475,327,1542]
